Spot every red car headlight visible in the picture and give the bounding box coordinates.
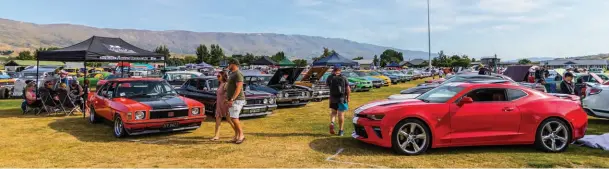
[191,107,200,115]
[134,111,146,120]
[366,114,385,121]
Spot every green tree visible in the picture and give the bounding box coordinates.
[471,58,476,62]
[16,51,33,60]
[195,44,210,63]
[183,56,198,64]
[372,55,379,66]
[518,59,532,65]
[312,47,334,61]
[293,59,308,67]
[33,47,60,60]
[352,56,364,60]
[379,49,404,67]
[271,51,286,62]
[208,44,225,66]
[153,45,171,60]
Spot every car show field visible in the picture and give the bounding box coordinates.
[0,77,608,168]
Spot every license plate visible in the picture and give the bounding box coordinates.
[163,122,179,128]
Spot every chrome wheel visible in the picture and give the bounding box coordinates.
[396,122,427,154]
[540,121,568,151]
[114,117,123,137]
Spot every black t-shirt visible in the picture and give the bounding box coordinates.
[326,74,349,103]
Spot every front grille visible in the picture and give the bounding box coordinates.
[354,124,368,138]
[0,82,13,85]
[286,90,306,97]
[315,82,329,90]
[149,109,189,119]
[247,99,264,105]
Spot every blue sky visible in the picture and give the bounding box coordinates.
[0,0,608,59]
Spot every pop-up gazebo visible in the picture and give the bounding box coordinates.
[251,56,278,66]
[36,36,165,118]
[312,53,358,66]
[278,58,296,67]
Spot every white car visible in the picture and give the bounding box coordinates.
[581,73,609,119]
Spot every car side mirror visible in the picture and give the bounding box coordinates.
[458,96,473,106]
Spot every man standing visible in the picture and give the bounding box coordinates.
[326,65,351,136]
[560,72,575,95]
[226,59,247,144]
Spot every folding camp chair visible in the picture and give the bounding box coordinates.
[58,89,80,116]
[23,99,43,115]
[38,88,61,116]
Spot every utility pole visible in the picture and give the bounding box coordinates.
[427,0,432,70]
[494,54,498,73]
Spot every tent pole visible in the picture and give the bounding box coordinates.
[120,61,124,77]
[35,59,39,99]
[83,61,87,118]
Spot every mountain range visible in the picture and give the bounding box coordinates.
[0,18,430,60]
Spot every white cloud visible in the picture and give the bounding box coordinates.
[477,0,545,14]
[492,24,519,31]
[294,0,322,7]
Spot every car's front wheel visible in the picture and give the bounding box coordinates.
[391,119,431,155]
[89,106,101,123]
[113,115,127,138]
[535,118,571,152]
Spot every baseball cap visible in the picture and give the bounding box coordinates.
[228,58,240,66]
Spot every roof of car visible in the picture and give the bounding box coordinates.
[108,78,164,82]
[192,76,218,80]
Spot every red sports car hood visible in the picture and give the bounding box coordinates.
[113,96,189,110]
[354,99,424,114]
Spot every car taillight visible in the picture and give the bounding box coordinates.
[589,87,602,95]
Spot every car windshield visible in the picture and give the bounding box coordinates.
[415,85,465,103]
[342,72,359,78]
[248,76,272,85]
[208,79,220,90]
[369,71,381,76]
[88,73,101,78]
[164,73,194,81]
[116,81,177,98]
[355,71,368,76]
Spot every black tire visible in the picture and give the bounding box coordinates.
[0,88,5,99]
[391,119,431,155]
[88,106,101,124]
[113,115,127,138]
[534,118,571,152]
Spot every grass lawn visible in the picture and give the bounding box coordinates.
[0,78,608,168]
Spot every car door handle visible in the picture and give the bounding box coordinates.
[502,107,515,112]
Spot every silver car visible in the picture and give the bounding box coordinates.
[581,73,609,119]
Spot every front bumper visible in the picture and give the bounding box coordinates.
[124,117,205,135]
[312,90,330,100]
[276,97,311,106]
[351,117,391,148]
[372,82,383,88]
[240,105,277,117]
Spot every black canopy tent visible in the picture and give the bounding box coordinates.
[36,36,165,118]
[250,56,278,66]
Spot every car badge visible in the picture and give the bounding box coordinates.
[168,112,174,117]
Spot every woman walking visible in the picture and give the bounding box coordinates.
[211,71,236,141]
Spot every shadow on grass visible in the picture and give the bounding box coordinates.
[47,117,223,145]
[309,136,609,158]
[0,108,85,119]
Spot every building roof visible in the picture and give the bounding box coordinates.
[355,59,373,65]
[545,59,608,66]
[405,59,426,65]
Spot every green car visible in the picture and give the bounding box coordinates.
[341,71,373,92]
[321,72,373,92]
[78,72,111,88]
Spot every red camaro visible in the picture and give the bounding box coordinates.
[353,81,588,155]
[88,78,205,138]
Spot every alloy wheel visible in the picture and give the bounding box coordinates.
[114,117,123,136]
[396,122,427,154]
[540,121,568,151]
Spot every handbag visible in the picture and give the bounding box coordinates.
[338,102,348,111]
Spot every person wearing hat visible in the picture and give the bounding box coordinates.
[326,65,351,136]
[225,58,247,144]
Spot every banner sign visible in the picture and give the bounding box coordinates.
[98,56,164,61]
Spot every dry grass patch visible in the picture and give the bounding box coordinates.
[0,78,608,167]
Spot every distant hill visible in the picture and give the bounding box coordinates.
[0,18,429,60]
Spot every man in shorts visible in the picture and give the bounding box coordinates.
[326,65,351,136]
[226,58,247,144]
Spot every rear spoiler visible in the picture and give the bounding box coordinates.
[547,93,580,103]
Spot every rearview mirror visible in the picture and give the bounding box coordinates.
[458,96,473,106]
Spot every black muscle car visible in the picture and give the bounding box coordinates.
[176,76,277,118]
[243,68,313,107]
